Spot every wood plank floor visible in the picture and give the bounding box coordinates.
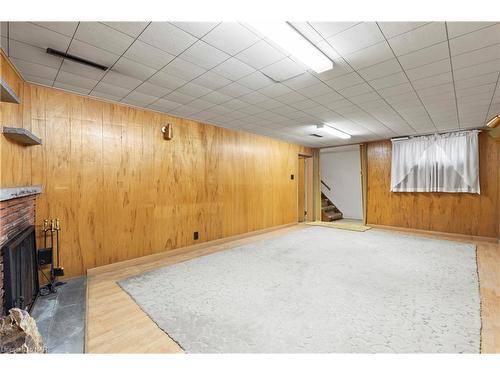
[85,224,500,353]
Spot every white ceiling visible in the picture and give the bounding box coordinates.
[1,21,499,147]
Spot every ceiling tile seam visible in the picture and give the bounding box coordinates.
[87,22,152,96]
[381,22,433,39]
[96,21,149,38]
[52,21,80,88]
[482,72,500,126]
[447,22,500,41]
[306,22,406,136]
[376,22,438,132]
[444,22,462,130]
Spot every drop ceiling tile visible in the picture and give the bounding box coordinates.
[239,105,266,115]
[405,59,451,81]
[124,40,175,70]
[447,22,498,39]
[257,83,292,97]
[92,81,131,98]
[10,58,59,80]
[53,81,90,95]
[163,91,196,105]
[398,42,450,70]
[416,82,454,97]
[101,22,149,37]
[368,71,408,90]
[101,70,142,90]
[283,73,321,90]
[349,91,381,104]
[9,22,71,51]
[453,59,500,81]
[22,73,54,87]
[67,39,120,68]
[309,22,360,39]
[377,22,429,39]
[202,91,232,104]
[223,98,249,110]
[235,40,286,69]
[148,71,188,91]
[255,97,284,110]
[339,83,373,98]
[449,24,500,56]
[74,22,134,55]
[388,22,447,56]
[179,40,230,70]
[60,59,107,81]
[203,22,259,55]
[175,82,212,98]
[290,99,319,110]
[0,22,6,38]
[237,71,273,90]
[298,82,334,98]
[326,22,385,56]
[377,82,414,98]
[188,98,215,111]
[344,41,394,70]
[159,57,206,81]
[122,91,159,107]
[135,81,171,97]
[260,58,305,82]
[56,70,98,90]
[171,22,220,38]
[326,72,364,90]
[217,82,253,98]
[210,105,234,114]
[91,90,123,102]
[312,92,344,106]
[411,72,453,90]
[452,44,500,70]
[8,40,62,68]
[139,22,197,55]
[454,72,499,90]
[1,36,7,51]
[212,57,255,81]
[239,91,268,105]
[456,83,496,99]
[275,91,308,104]
[113,57,157,81]
[289,22,323,44]
[191,71,232,91]
[357,58,402,81]
[33,22,79,37]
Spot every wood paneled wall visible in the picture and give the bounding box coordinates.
[366,135,499,239]
[1,51,312,277]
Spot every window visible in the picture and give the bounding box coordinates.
[390,130,480,193]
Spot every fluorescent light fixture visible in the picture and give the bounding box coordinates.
[248,22,333,73]
[316,124,351,139]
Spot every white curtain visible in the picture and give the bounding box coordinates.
[391,130,480,193]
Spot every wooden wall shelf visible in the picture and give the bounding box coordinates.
[2,127,42,145]
[0,78,21,104]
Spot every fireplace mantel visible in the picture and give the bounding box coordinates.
[0,185,42,202]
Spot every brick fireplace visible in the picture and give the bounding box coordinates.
[0,186,41,316]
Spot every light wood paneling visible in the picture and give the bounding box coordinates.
[366,135,499,239]
[86,223,500,353]
[1,51,313,276]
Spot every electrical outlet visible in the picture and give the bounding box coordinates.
[193,231,199,240]
[291,174,294,180]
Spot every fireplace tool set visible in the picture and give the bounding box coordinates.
[38,218,66,295]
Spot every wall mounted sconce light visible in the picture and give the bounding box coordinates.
[161,123,173,140]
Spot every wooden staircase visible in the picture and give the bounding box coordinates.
[321,192,343,222]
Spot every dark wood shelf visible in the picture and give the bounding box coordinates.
[2,127,42,146]
[0,78,21,104]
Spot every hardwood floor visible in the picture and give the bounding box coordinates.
[85,224,500,353]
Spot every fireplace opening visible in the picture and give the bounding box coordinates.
[2,225,39,314]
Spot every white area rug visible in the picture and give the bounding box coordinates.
[119,227,481,353]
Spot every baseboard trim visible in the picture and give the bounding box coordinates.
[87,222,300,277]
[368,224,498,244]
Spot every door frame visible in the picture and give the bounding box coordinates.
[298,154,314,222]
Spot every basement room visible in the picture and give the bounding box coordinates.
[0,1,499,373]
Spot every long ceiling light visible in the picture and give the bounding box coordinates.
[316,124,351,139]
[248,22,333,73]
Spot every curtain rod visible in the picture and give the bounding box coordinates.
[391,128,483,142]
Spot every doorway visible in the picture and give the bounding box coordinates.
[298,155,313,222]
[320,145,363,223]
